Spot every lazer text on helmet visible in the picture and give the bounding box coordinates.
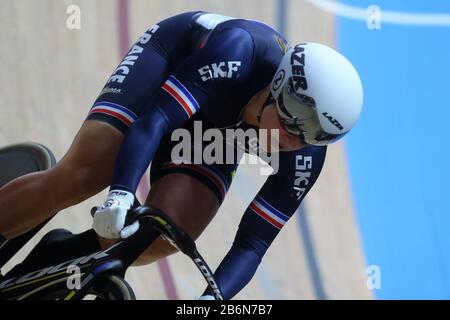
[290,44,308,91]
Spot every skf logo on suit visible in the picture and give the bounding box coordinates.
[198,61,242,81]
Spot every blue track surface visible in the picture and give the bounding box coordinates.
[338,0,450,299]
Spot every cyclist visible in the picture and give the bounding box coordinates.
[0,12,363,299]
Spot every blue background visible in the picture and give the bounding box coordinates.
[338,0,450,299]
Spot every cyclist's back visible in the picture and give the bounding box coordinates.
[93,11,288,133]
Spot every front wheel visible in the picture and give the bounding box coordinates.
[85,275,136,300]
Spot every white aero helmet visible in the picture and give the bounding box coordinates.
[271,42,363,146]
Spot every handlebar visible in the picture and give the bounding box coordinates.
[91,205,223,300]
[91,206,196,256]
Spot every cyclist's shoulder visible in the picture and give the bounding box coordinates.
[218,17,286,40]
[205,16,286,51]
[238,19,287,56]
[224,20,288,76]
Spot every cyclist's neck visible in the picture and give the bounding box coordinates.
[241,85,271,128]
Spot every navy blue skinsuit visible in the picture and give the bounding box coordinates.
[87,12,327,299]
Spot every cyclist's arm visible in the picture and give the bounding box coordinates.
[110,28,256,193]
[204,146,327,299]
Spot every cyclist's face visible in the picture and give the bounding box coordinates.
[259,103,304,152]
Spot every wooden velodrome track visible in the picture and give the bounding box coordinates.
[0,0,371,299]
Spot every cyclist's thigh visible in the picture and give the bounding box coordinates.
[97,169,221,264]
[135,173,218,264]
[134,124,238,264]
[55,120,123,176]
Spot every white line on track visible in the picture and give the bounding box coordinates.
[306,0,450,27]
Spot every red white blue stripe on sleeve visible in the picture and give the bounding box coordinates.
[161,75,200,117]
[249,195,290,229]
[89,101,138,127]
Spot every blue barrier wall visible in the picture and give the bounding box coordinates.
[338,0,450,299]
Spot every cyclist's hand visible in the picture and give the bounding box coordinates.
[92,190,139,239]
